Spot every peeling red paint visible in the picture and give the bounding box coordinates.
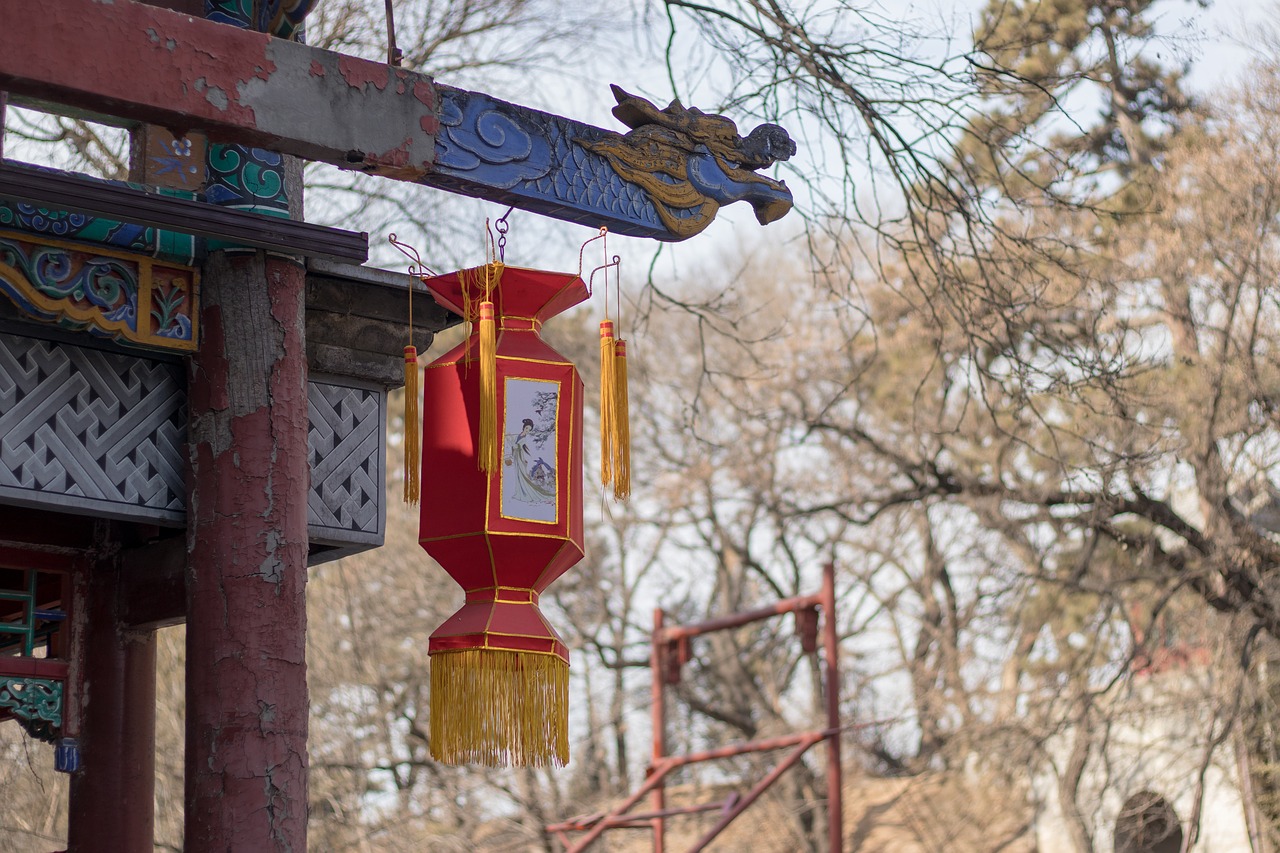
[415,81,439,134]
[189,304,230,412]
[368,137,413,169]
[337,53,388,91]
[413,79,435,108]
[188,251,309,852]
[0,0,271,128]
[2,0,440,192]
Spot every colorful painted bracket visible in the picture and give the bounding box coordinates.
[0,675,63,743]
[0,229,198,352]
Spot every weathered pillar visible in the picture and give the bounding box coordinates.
[185,247,309,850]
[67,527,158,853]
[182,0,312,843]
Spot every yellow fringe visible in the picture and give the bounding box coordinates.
[478,299,498,474]
[403,346,421,504]
[612,339,630,499]
[599,320,615,487]
[430,648,569,767]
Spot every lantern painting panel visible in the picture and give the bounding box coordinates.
[501,376,559,523]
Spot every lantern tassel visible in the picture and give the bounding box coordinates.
[599,320,616,487]
[430,649,569,767]
[403,345,421,504]
[478,299,498,474]
[612,339,630,499]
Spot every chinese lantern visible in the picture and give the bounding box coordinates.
[418,262,586,767]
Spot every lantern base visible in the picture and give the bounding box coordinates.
[429,648,569,767]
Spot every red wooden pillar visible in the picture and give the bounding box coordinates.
[185,247,310,850]
[67,533,158,853]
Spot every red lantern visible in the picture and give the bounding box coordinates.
[418,262,586,766]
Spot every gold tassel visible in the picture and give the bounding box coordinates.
[403,345,421,504]
[430,649,569,767]
[599,320,616,487]
[612,339,630,499]
[478,299,498,474]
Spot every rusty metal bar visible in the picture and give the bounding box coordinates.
[564,761,677,853]
[823,562,844,853]
[687,733,827,853]
[554,568,844,853]
[664,730,834,768]
[547,800,728,834]
[656,593,823,643]
[652,607,667,853]
[560,729,838,851]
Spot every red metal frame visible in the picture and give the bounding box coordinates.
[548,563,843,852]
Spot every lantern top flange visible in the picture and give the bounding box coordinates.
[421,264,589,325]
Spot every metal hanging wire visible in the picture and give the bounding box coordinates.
[384,0,402,66]
[578,226,608,295]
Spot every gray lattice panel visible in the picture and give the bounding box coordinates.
[0,334,387,556]
[0,331,186,523]
[306,375,385,552]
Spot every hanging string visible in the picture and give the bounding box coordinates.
[476,218,502,475]
[610,255,630,499]
[389,234,435,505]
[588,231,617,491]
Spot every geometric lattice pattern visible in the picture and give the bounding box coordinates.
[307,378,383,537]
[0,331,185,523]
[0,332,386,551]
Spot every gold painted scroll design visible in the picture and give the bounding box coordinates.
[0,229,198,352]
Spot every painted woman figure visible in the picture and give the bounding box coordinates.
[504,418,556,508]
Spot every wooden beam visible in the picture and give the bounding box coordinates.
[0,0,438,179]
[0,161,369,263]
[118,536,185,631]
[0,0,796,241]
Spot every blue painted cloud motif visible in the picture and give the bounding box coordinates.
[435,89,554,190]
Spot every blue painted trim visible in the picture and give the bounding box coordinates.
[431,87,666,238]
[0,164,198,265]
[427,87,796,241]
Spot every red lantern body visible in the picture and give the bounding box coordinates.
[419,264,586,766]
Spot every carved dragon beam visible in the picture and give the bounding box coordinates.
[0,0,795,242]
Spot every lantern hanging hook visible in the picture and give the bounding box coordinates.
[578,226,609,292]
[388,233,436,279]
[613,254,623,330]
[493,206,513,263]
[588,255,621,313]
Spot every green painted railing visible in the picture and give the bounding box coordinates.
[0,570,38,657]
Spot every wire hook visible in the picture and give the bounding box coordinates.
[588,255,621,313]
[388,233,436,279]
[578,226,609,291]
